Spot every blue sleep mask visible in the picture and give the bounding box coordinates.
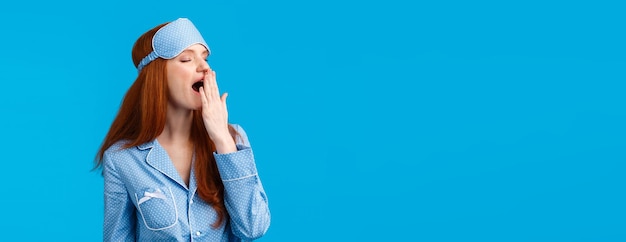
[136,18,210,72]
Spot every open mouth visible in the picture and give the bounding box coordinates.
[192,81,204,92]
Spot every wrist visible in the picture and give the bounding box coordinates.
[212,135,237,154]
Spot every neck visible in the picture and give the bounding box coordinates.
[157,104,194,146]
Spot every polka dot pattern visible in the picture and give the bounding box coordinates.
[103,124,270,241]
[137,18,209,72]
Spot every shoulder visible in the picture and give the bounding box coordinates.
[103,140,153,168]
[103,140,133,158]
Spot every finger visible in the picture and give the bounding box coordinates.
[221,92,228,104]
[199,86,208,106]
[203,71,214,100]
[211,70,220,99]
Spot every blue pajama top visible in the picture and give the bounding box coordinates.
[102,124,270,241]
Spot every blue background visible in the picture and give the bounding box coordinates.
[0,0,624,241]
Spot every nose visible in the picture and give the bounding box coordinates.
[197,59,210,73]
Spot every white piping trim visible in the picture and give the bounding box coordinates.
[188,189,196,240]
[222,173,258,182]
[146,142,189,190]
[134,186,179,231]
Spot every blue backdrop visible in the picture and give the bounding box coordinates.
[0,0,624,241]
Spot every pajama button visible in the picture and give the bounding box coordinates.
[196,231,201,236]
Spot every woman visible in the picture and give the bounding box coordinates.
[95,18,270,241]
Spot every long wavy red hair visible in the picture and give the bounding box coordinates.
[95,22,238,228]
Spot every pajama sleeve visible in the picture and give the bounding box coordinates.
[103,150,137,242]
[214,124,271,240]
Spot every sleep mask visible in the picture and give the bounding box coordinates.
[137,18,209,72]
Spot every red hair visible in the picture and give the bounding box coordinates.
[95,22,238,228]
